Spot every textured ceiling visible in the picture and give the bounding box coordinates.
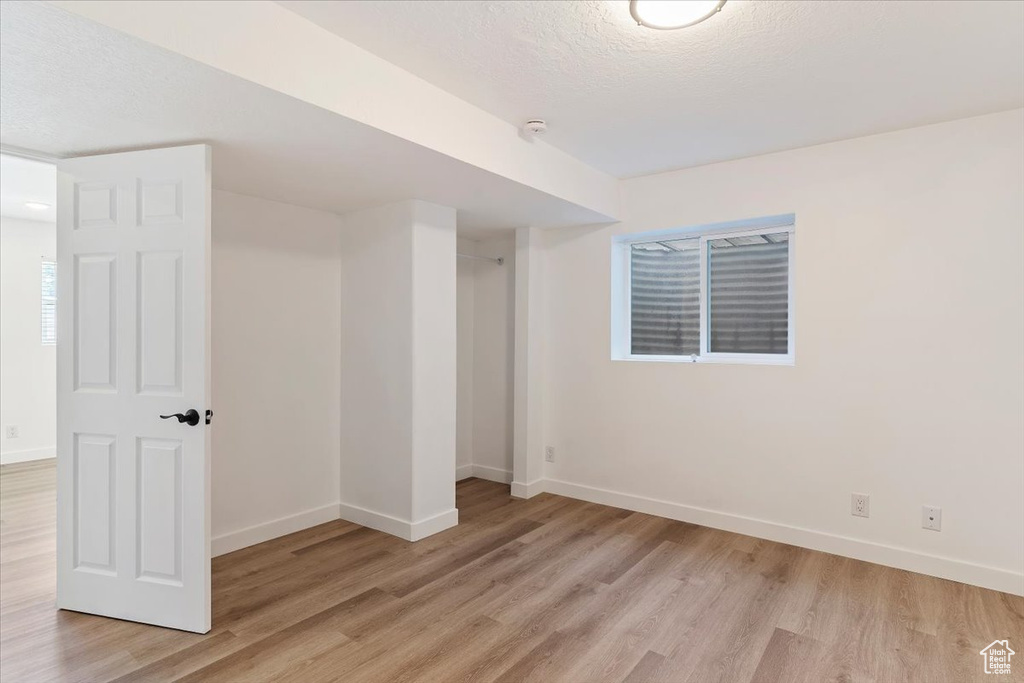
[0,1,610,235]
[281,0,1024,178]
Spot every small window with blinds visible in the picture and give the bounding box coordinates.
[612,216,794,365]
[41,261,56,345]
[630,238,700,356]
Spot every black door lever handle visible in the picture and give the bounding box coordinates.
[160,409,201,426]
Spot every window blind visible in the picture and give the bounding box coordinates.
[630,238,699,355]
[707,234,789,354]
[41,261,56,345]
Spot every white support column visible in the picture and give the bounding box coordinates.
[511,227,546,498]
[339,200,458,540]
[410,202,459,535]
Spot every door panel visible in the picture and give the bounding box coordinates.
[136,437,183,585]
[137,250,183,395]
[57,144,211,633]
[75,182,118,229]
[73,433,117,574]
[74,253,118,391]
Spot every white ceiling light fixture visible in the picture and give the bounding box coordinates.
[24,201,50,210]
[629,0,726,30]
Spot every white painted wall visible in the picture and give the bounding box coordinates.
[456,238,476,480]
[472,236,516,481]
[454,235,516,484]
[339,201,414,523]
[410,202,458,523]
[211,190,342,553]
[513,227,547,498]
[538,109,1024,595]
[339,200,458,540]
[0,216,56,464]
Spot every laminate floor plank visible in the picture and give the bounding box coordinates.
[2,465,1021,683]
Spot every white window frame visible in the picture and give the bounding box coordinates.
[611,214,795,366]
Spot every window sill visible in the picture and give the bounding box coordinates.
[612,353,794,366]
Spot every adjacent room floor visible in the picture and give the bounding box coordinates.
[1,461,1020,683]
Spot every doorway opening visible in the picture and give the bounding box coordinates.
[0,151,59,629]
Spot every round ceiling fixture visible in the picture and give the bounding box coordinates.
[629,0,726,30]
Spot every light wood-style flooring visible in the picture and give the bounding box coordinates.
[1,459,1021,682]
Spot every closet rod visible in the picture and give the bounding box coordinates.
[457,253,504,265]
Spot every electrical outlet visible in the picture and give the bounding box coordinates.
[4,425,18,439]
[851,493,869,518]
[922,506,942,531]
[545,446,555,463]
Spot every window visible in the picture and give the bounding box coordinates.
[41,261,56,345]
[612,215,794,364]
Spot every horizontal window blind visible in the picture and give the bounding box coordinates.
[630,238,699,355]
[708,234,789,354]
[41,261,56,345]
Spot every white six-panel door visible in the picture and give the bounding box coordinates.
[56,145,212,633]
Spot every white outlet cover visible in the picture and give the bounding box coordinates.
[922,505,942,531]
[851,493,869,518]
[545,446,555,462]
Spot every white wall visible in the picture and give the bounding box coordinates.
[456,238,476,479]
[339,201,415,522]
[338,200,458,540]
[473,237,516,481]
[410,202,458,523]
[454,235,516,484]
[211,190,342,553]
[538,109,1024,594]
[0,216,56,464]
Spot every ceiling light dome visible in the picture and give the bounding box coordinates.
[629,0,726,30]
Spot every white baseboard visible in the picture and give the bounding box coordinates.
[542,478,1024,597]
[337,501,458,542]
[212,502,341,557]
[1,446,56,465]
[409,508,459,541]
[471,464,513,484]
[457,464,513,484]
[213,499,460,556]
[510,478,546,499]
